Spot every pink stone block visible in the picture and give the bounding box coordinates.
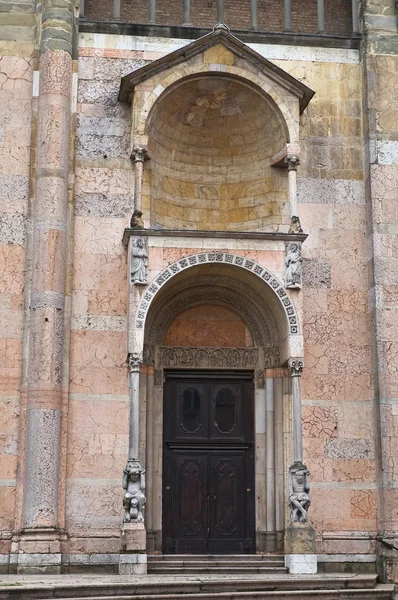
[0,245,25,295]
[70,330,127,370]
[73,254,101,291]
[75,167,131,196]
[74,217,127,255]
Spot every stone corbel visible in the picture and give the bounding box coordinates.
[285,242,302,289]
[127,351,143,372]
[288,358,304,377]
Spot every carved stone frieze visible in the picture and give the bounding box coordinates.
[130,237,148,285]
[154,369,163,386]
[256,369,266,389]
[285,242,302,289]
[135,252,299,336]
[158,346,281,369]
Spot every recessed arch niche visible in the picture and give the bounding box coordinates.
[146,74,290,231]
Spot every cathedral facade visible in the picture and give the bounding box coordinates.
[1,0,398,583]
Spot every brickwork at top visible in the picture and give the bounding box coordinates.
[83,0,353,37]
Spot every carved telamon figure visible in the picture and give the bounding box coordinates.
[289,465,311,523]
[285,242,302,288]
[130,238,148,284]
[122,460,146,523]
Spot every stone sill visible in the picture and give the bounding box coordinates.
[122,228,308,246]
[79,21,361,50]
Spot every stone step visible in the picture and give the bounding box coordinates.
[55,588,394,600]
[148,566,288,574]
[0,574,387,600]
[148,555,284,562]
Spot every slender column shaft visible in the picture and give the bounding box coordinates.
[274,376,284,532]
[266,375,275,532]
[129,370,140,461]
[132,147,147,213]
[317,0,325,33]
[284,0,292,31]
[23,0,74,530]
[146,367,154,532]
[113,0,121,19]
[79,0,85,18]
[285,156,299,217]
[183,0,191,26]
[148,0,156,24]
[217,0,224,22]
[352,0,359,33]
[289,360,304,464]
[250,0,257,30]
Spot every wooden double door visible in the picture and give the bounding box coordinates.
[162,371,255,554]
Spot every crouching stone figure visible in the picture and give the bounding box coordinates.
[122,460,146,523]
[289,464,311,523]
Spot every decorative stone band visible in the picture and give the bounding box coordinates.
[135,252,299,335]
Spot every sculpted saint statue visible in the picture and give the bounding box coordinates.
[122,461,146,523]
[285,242,302,288]
[130,238,148,284]
[289,466,311,523]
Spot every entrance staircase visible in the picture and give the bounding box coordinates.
[148,554,287,574]
[0,560,395,600]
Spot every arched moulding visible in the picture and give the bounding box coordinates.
[134,252,299,336]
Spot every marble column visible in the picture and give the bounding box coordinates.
[288,358,304,464]
[119,352,147,575]
[22,0,74,550]
[131,146,147,214]
[285,155,300,218]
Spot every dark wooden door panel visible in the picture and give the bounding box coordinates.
[163,371,255,554]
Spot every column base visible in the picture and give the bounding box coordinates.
[285,522,317,574]
[11,528,62,574]
[119,522,147,575]
[285,554,317,574]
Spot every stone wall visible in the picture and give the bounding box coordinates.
[0,26,35,547]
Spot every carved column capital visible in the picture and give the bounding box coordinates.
[131,146,147,163]
[127,352,143,372]
[285,155,300,171]
[288,358,304,377]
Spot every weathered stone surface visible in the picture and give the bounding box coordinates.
[285,522,316,554]
[0,214,26,244]
[302,259,331,288]
[297,178,365,205]
[78,56,149,81]
[74,193,133,217]
[325,439,375,459]
[0,174,28,202]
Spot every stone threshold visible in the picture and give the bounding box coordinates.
[79,21,361,50]
[122,228,308,246]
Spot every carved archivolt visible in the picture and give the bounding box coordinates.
[135,252,299,336]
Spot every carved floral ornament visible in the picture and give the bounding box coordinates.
[134,252,299,336]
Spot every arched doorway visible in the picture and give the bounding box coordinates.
[138,256,299,553]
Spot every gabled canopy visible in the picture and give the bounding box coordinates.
[119,22,314,112]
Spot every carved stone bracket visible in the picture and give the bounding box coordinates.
[288,463,310,523]
[285,155,300,171]
[130,237,148,285]
[127,352,143,372]
[285,241,302,289]
[122,459,146,523]
[131,146,147,163]
[256,369,266,389]
[288,358,304,377]
[154,369,164,387]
